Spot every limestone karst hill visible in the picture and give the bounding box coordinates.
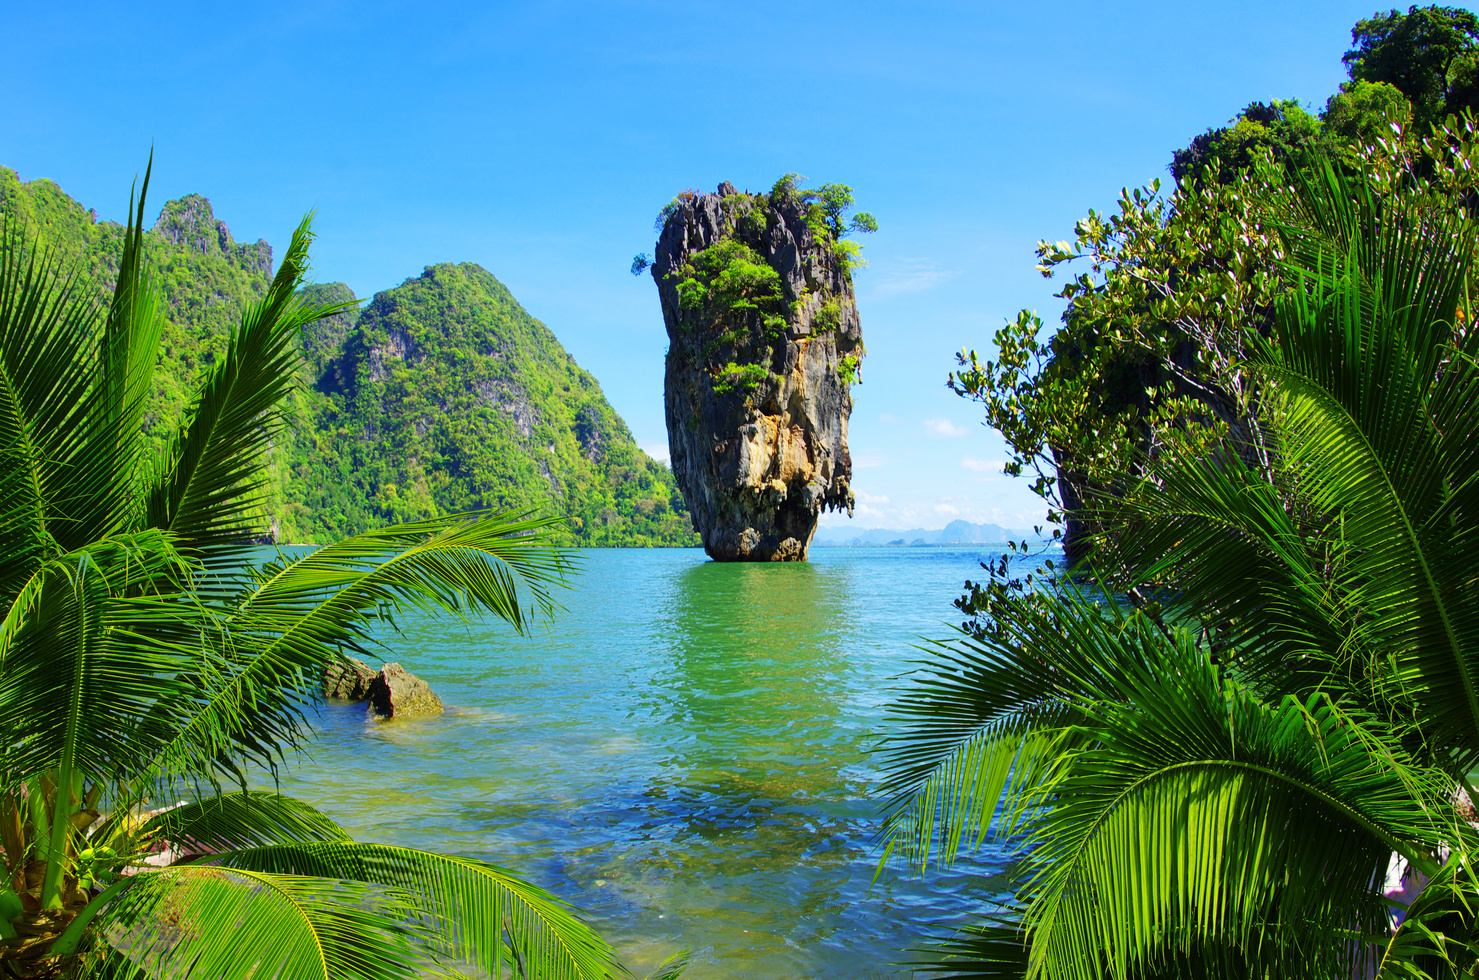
[649,176,867,561]
[0,165,697,547]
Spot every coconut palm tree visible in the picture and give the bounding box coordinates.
[878,159,1479,978]
[0,163,615,979]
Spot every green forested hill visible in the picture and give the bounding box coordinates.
[0,165,698,547]
[284,264,694,544]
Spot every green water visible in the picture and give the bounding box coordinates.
[273,547,1017,978]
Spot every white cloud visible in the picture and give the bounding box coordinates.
[925,417,969,438]
[872,258,958,297]
[934,503,960,516]
[639,442,670,464]
[853,452,885,469]
[961,456,1003,472]
[855,490,891,504]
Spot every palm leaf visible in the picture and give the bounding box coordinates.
[143,215,355,568]
[886,591,1453,980]
[136,511,572,790]
[54,159,165,551]
[81,865,425,980]
[0,211,101,595]
[125,790,350,859]
[219,841,615,979]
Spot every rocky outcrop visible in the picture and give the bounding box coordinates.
[323,656,378,700]
[151,193,273,277]
[368,663,444,719]
[651,179,864,561]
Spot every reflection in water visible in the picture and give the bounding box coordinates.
[631,562,863,971]
[268,548,1017,979]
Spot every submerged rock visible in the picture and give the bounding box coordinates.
[650,178,865,561]
[323,656,379,700]
[369,663,444,719]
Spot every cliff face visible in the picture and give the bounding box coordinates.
[652,180,864,561]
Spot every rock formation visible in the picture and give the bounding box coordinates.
[651,178,866,561]
[368,663,444,719]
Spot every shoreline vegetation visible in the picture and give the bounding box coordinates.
[881,6,1479,977]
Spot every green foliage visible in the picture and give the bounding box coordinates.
[654,190,696,233]
[891,158,1479,978]
[711,361,772,394]
[672,238,784,316]
[1345,3,1479,128]
[813,299,841,333]
[1325,78,1414,144]
[1172,100,1326,185]
[837,353,862,385]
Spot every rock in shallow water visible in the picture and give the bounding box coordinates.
[369,662,444,719]
[323,656,379,699]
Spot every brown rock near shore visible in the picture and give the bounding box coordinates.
[323,656,379,700]
[368,662,444,719]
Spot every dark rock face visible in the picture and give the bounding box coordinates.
[323,656,378,700]
[368,662,443,719]
[652,183,862,561]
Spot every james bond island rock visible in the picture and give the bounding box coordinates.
[369,662,444,720]
[323,656,378,700]
[648,175,874,561]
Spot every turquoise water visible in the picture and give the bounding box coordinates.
[273,547,1017,978]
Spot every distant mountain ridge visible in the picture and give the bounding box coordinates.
[0,165,699,547]
[812,519,1052,547]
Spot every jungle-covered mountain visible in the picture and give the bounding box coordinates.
[0,165,698,546]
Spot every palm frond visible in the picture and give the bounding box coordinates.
[887,591,1453,980]
[81,865,424,980]
[136,510,573,792]
[219,841,615,979]
[0,531,205,783]
[143,215,354,567]
[125,790,350,858]
[0,211,101,595]
[1014,603,1446,980]
[56,159,165,550]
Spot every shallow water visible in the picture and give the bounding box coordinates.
[272,547,1019,978]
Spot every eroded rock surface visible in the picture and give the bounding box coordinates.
[369,662,444,719]
[651,180,863,561]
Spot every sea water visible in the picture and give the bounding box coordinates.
[272,547,1021,979]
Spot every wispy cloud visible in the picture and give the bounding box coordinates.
[640,442,670,464]
[878,413,898,424]
[853,452,885,469]
[925,417,969,438]
[873,257,958,297]
[934,503,960,516]
[960,456,1003,472]
[856,490,891,504]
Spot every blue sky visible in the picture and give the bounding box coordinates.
[2,1,1410,530]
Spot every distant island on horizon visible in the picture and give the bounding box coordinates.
[812,518,1054,548]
